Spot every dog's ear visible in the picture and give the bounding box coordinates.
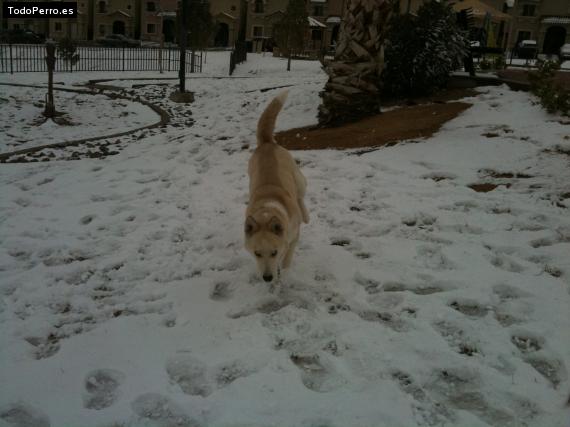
[245,216,259,236]
[268,217,283,236]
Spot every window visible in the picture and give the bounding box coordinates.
[98,1,106,13]
[99,24,106,35]
[313,5,324,16]
[516,30,531,43]
[311,29,322,41]
[147,2,156,12]
[522,5,535,16]
[55,22,63,32]
[252,26,263,37]
[254,0,264,14]
[147,24,156,33]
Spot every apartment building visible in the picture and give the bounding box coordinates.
[504,0,570,53]
[209,0,345,51]
[140,0,178,42]
[92,0,138,38]
[473,0,569,53]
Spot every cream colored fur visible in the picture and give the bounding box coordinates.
[244,91,309,283]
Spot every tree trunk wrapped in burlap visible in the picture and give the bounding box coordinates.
[318,0,394,126]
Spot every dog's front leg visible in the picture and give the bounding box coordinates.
[269,267,283,294]
[282,236,298,269]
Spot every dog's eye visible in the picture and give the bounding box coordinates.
[270,250,277,257]
[254,251,262,258]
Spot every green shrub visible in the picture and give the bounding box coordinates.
[479,58,492,71]
[493,54,505,70]
[383,0,469,97]
[57,37,79,66]
[528,60,570,116]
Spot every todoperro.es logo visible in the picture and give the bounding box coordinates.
[3,2,77,18]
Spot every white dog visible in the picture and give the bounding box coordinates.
[244,92,309,282]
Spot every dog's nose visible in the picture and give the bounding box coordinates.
[263,274,273,282]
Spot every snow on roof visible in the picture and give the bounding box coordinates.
[216,11,237,20]
[542,16,570,25]
[326,16,341,24]
[157,11,177,17]
[308,16,326,28]
[105,10,131,18]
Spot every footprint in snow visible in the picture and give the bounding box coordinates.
[357,310,408,332]
[131,393,199,427]
[383,281,447,295]
[511,334,542,354]
[415,244,455,271]
[79,214,95,225]
[492,283,530,301]
[427,368,516,426]
[448,300,489,318]
[166,354,254,397]
[392,371,453,426]
[166,355,212,397]
[0,403,50,427]
[524,357,567,388]
[433,320,481,357]
[487,252,525,273]
[209,281,232,301]
[290,353,345,393]
[83,369,125,410]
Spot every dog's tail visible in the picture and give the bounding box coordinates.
[257,90,288,145]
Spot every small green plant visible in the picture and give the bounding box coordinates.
[528,60,570,116]
[479,58,492,71]
[493,54,505,70]
[57,37,79,66]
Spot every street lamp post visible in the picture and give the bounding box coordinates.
[179,0,189,92]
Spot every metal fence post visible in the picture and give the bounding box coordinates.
[122,45,125,72]
[10,43,13,74]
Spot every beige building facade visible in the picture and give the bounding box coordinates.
[471,0,570,53]
[209,0,346,51]
[93,0,138,38]
[4,0,567,56]
[501,0,570,53]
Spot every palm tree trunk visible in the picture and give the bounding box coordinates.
[318,0,394,126]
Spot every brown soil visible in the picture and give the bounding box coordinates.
[498,69,570,90]
[468,183,512,193]
[276,102,472,151]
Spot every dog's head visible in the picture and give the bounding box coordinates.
[244,211,288,283]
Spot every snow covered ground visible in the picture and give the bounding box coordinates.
[0,53,569,427]
[0,85,158,153]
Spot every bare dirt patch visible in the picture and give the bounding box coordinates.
[277,102,472,151]
[498,69,570,90]
[468,183,512,193]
